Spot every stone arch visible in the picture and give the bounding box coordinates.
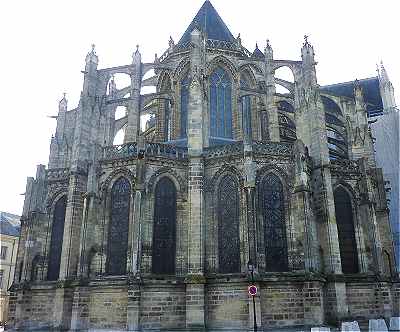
[206,164,244,193]
[255,164,292,192]
[207,55,238,81]
[147,167,186,199]
[239,66,257,88]
[272,63,297,80]
[172,57,190,82]
[157,71,172,92]
[100,168,136,195]
[30,254,42,282]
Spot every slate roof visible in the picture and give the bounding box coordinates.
[320,77,384,117]
[0,211,21,237]
[252,44,264,58]
[177,0,235,45]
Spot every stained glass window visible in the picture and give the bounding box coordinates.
[334,187,359,274]
[218,174,240,273]
[106,177,131,275]
[260,174,288,272]
[47,195,67,281]
[240,79,252,140]
[152,177,176,274]
[180,73,190,138]
[210,67,232,138]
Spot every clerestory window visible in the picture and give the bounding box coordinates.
[210,67,233,139]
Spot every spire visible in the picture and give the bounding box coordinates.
[379,61,390,83]
[177,0,235,45]
[132,44,141,65]
[59,92,67,113]
[264,39,273,61]
[85,43,98,65]
[378,61,397,111]
[301,34,315,67]
[252,43,264,58]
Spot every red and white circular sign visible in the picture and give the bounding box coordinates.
[248,284,257,296]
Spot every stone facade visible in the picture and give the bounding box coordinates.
[8,1,399,331]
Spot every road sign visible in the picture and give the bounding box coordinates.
[248,284,257,296]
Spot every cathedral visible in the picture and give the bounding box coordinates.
[9,1,399,331]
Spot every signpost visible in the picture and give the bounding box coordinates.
[247,261,257,331]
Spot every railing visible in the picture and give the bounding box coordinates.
[203,141,243,158]
[330,159,360,174]
[47,168,70,181]
[146,143,188,160]
[103,142,137,160]
[253,141,293,156]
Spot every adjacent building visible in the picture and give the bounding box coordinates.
[8,1,399,331]
[0,212,20,324]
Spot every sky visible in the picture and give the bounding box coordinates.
[0,0,399,215]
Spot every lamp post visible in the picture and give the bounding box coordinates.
[247,260,257,332]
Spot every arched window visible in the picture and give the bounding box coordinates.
[240,78,252,141]
[260,174,288,272]
[180,73,190,138]
[218,174,240,273]
[210,67,232,139]
[152,177,176,274]
[334,187,359,274]
[106,177,131,275]
[47,195,67,281]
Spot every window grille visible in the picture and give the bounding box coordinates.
[218,174,240,273]
[152,177,176,274]
[260,174,288,272]
[106,177,131,276]
[47,196,67,281]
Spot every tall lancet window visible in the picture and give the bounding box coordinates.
[47,195,67,281]
[152,177,176,274]
[180,73,190,138]
[210,67,233,139]
[260,174,288,272]
[106,177,131,275]
[218,174,240,273]
[334,187,359,274]
[240,78,252,141]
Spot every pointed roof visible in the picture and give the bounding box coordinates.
[177,0,235,45]
[252,44,264,58]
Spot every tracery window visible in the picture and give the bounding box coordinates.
[210,67,232,139]
[152,177,176,274]
[218,174,240,273]
[260,174,288,272]
[334,187,359,274]
[240,78,252,140]
[47,195,67,281]
[106,177,131,275]
[180,73,190,138]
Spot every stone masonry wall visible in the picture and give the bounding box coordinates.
[260,282,306,328]
[88,285,127,330]
[206,282,248,329]
[140,284,186,330]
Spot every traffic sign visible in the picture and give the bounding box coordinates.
[248,284,257,296]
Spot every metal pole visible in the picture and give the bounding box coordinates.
[251,270,257,331]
